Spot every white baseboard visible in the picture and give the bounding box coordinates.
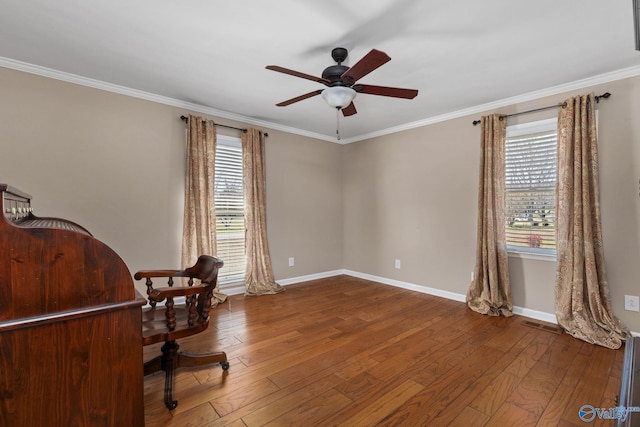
[276,270,345,286]
[219,269,346,296]
[511,306,558,324]
[343,269,467,303]
[345,269,559,324]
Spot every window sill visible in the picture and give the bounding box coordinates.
[508,250,556,262]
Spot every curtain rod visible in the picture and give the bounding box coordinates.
[179,115,269,137]
[471,92,611,126]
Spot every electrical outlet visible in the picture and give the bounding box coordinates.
[394,259,401,269]
[288,257,294,267]
[625,295,640,312]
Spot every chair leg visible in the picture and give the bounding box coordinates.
[149,342,229,410]
[160,341,179,410]
[177,350,228,369]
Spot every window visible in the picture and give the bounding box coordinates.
[505,118,557,257]
[215,135,245,283]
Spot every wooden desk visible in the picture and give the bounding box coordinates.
[0,184,145,426]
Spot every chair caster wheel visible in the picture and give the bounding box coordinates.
[221,361,230,371]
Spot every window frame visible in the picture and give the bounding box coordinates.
[505,117,558,261]
[214,134,245,284]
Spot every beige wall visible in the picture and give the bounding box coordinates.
[343,75,640,332]
[0,67,343,297]
[342,116,479,296]
[264,129,343,279]
[2,65,640,332]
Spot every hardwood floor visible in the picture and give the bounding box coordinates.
[143,275,624,426]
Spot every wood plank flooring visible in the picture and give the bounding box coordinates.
[143,275,625,426]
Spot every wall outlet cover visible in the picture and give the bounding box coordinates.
[625,295,640,312]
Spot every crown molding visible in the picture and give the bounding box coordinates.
[286,64,640,144]
[3,55,640,145]
[0,56,337,143]
[341,63,640,143]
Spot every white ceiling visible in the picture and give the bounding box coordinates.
[1,0,640,142]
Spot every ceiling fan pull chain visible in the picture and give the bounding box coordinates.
[336,107,341,141]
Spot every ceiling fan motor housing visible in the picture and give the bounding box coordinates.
[322,65,349,86]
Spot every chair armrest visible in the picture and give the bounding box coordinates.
[134,256,224,283]
[148,284,209,302]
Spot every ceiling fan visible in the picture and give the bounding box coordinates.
[266,47,418,117]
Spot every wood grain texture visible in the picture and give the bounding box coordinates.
[144,275,624,426]
[0,308,144,426]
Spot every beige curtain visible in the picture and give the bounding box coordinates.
[182,115,226,304]
[242,128,283,296]
[466,114,513,317]
[555,93,628,349]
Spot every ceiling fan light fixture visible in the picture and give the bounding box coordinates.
[321,86,356,109]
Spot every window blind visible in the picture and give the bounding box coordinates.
[505,129,557,253]
[215,138,245,283]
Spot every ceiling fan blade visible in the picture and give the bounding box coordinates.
[342,102,357,116]
[275,89,323,107]
[355,84,418,99]
[266,65,331,86]
[340,49,391,85]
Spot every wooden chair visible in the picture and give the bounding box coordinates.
[134,255,229,410]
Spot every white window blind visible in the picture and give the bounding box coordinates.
[215,136,245,283]
[505,120,557,255]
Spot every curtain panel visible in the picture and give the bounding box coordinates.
[242,128,283,296]
[554,93,628,349]
[467,114,513,317]
[182,115,226,305]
